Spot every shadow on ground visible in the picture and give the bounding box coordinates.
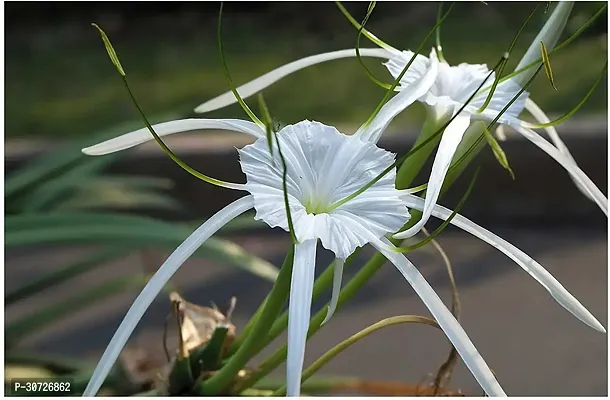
[5,227,608,396]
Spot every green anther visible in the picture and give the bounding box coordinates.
[530,62,607,129]
[477,3,539,113]
[92,24,242,190]
[481,122,515,179]
[446,63,543,186]
[361,2,455,129]
[392,167,479,254]
[91,24,125,76]
[218,3,265,128]
[540,40,557,90]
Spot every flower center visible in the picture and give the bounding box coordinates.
[303,196,330,215]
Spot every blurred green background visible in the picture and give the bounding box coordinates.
[5,1,608,139]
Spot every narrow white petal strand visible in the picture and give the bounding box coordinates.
[194,48,393,114]
[513,123,608,216]
[400,193,606,333]
[356,50,439,144]
[287,239,318,397]
[321,258,345,325]
[525,98,593,200]
[82,119,264,155]
[371,237,506,396]
[83,196,255,396]
[394,114,471,240]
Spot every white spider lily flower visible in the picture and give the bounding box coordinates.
[81,115,505,396]
[387,50,607,245]
[192,2,604,214]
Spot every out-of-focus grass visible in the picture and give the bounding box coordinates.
[5,2,607,139]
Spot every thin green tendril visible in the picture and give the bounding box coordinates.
[218,3,265,128]
[92,23,242,190]
[530,62,607,129]
[273,129,299,244]
[435,2,447,62]
[326,54,504,212]
[392,167,479,253]
[335,1,395,50]
[361,2,455,128]
[447,63,544,178]
[356,2,392,90]
[477,3,539,113]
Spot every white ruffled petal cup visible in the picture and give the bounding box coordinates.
[384,50,607,244]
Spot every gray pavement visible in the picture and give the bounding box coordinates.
[5,226,608,396]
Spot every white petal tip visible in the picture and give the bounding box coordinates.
[193,104,208,114]
[320,309,334,326]
[590,319,606,334]
[81,147,100,156]
[392,231,407,240]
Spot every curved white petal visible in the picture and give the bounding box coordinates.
[512,123,608,216]
[82,119,264,155]
[194,48,393,114]
[394,114,471,239]
[371,236,505,396]
[399,192,606,333]
[383,49,435,90]
[355,50,439,144]
[525,98,593,200]
[83,195,255,396]
[514,2,574,87]
[287,239,318,397]
[321,258,345,325]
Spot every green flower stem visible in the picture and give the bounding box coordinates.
[272,315,440,396]
[443,129,488,194]
[230,248,362,356]
[395,112,445,190]
[233,227,413,392]
[196,247,295,395]
[258,248,363,349]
